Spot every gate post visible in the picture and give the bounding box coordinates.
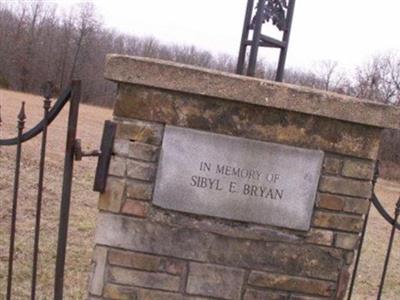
[88,55,400,300]
[54,80,81,300]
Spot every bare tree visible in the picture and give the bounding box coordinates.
[355,53,400,105]
[315,60,345,91]
[69,3,99,81]
[1,1,400,110]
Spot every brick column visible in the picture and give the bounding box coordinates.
[87,55,400,300]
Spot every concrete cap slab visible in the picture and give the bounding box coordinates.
[105,54,400,129]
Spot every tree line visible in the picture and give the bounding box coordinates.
[0,1,399,170]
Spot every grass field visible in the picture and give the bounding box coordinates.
[0,89,399,299]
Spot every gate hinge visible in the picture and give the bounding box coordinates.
[74,139,101,161]
[73,120,117,193]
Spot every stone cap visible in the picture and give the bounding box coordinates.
[105,54,400,130]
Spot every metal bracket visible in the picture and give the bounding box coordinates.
[74,139,101,161]
[74,120,117,193]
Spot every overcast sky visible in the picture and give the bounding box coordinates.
[55,0,400,73]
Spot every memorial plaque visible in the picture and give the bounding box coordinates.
[153,126,324,231]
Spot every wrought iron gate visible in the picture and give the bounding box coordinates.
[0,81,115,300]
[348,163,400,300]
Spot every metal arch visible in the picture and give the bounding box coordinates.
[371,192,400,229]
[348,160,400,300]
[0,85,72,146]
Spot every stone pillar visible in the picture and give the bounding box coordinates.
[88,55,400,300]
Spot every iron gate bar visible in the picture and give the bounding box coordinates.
[53,80,81,300]
[377,198,400,300]
[0,86,72,146]
[6,102,26,300]
[347,163,379,300]
[31,83,53,300]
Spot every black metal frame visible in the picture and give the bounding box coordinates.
[347,162,400,300]
[1,82,80,300]
[237,0,296,81]
[0,81,116,300]
[1,81,116,299]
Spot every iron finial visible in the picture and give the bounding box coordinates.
[17,102,26,129]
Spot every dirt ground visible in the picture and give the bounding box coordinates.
[0,89,399,299]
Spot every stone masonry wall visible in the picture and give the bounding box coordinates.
[88,83,380,300]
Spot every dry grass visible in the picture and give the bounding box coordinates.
[352,180,400,300]
[0,89,399,299]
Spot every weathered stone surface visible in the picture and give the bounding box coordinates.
[108,249,162,271]
[154,126,323,231]
[207,232,341,281]
[317,193,345,211]
[336,268,351,300]
[164,258,186,275]
[91,54,394,300]
[344,251,355,265]
[150,208,302,244]
[95,213,211,261]
[305,229,334,246]
[129,142,159,162]
[113,84,381,160]
[121,199,149,218]
[342,159,375,180]
[103,284,204,300]
[290,296,327,300]
[323,157,342,175]
[126,180,153,200]
[88,246,108,296]
[127,160,156,181]
[243,289,288,300]
[105,55,400,130]
[342,197,369,215]
[108,267,180,292]
[186,263,245,300]
[312,211,364,233]
[335,233,359,250]
[109,156,127,177]
[98,177,125,213]
[108,249,186,275]
[318,194,369,215]
[103,283,137,300]
[319,176,372,198]
[115,119,164,146]
[95,213,343,280]
[248,271,335,297]
[113,139,129,156]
